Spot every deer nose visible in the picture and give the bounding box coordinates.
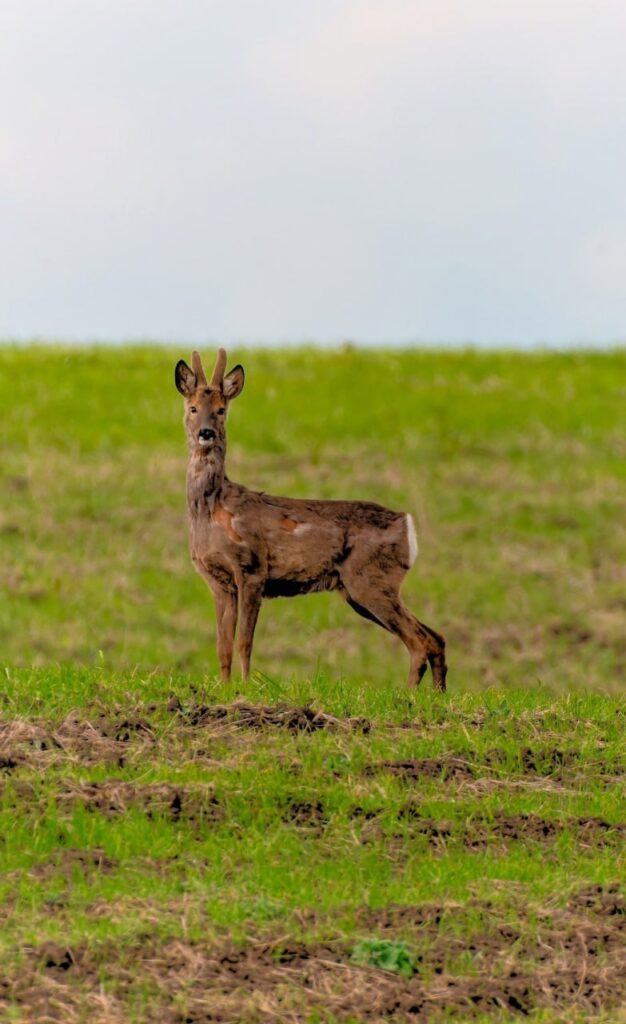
[198,428,216,442]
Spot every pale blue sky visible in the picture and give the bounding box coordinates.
[2,1,626,345]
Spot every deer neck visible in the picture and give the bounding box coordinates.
[186,448,226,518]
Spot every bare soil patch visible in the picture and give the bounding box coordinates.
[5,891,626,1023]
[0,714,155,770]
[366,746,624,783]
[169,697,371,734]
[281,797,329,832]
[52,780,223,823]
[461,811,626,848]
[366,756,476,782]
[363,809,626,851]
[26,849,118,882]
[568,882,626,917]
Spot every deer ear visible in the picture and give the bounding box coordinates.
[175,360,196,397]
[223,365,244,400]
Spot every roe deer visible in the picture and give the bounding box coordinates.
[175,349,447,690]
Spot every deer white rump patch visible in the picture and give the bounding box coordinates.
[293,523,312,535]
[406,514,418,566]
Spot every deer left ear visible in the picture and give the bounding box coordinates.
[223,365,244,400]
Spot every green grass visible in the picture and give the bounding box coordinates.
[0,670,624,1019]
[1,345,625,689]
[0,346,625,1020]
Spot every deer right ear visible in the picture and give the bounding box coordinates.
[175,360,197,397]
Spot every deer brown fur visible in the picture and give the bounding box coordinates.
[175,349,447,690]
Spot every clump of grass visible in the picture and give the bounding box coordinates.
[352,937,417,977]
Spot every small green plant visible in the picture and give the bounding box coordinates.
[352,938,416,978]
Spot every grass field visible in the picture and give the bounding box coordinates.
[0,346,625,1021]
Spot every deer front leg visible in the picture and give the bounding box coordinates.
[237,581,263,679]
[209,583,238,681]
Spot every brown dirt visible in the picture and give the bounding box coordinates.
[517,746,581,772]
[0,778,222,826]
[468,812,626,848]
[356,890,626,966]
[25,849,118,882]
[50,780,223,823]
[0,703,371,776]
[364,809,626,851]
[281,797,329,832]
[515,746,626,778]
[568,882,626,917]
[0,713,155,770]
[2,712,621,785]
[3,890,625,1023]
[169,697,371,734]
[366,756,476,781]
[366,746,625,783]
[356,900,468,932]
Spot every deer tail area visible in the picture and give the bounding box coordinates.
[406,513,418,567]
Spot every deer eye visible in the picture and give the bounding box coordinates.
[190,406,197,414]
[216,407,226,415]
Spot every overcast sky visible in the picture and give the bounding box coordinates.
[2,1,626,345]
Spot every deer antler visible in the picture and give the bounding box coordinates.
[191,351,207,386]
[210,348,228,388]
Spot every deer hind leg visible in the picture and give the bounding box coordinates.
[209,582,238,682]
[340,564,446,691]
[237,581,263,680]
[426,628,447,692]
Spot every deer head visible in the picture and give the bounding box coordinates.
[175,349,244,455]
